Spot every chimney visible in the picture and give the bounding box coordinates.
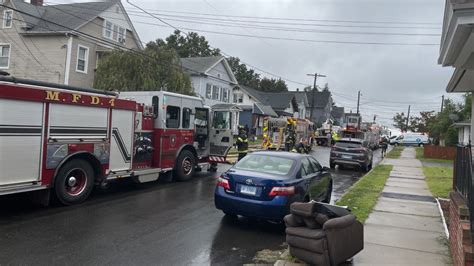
[30,0,44,6]
[296,88,299,92]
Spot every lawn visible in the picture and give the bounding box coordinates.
[415,147,453,164]
[336,164,393,223]
[386,146,403,158]
[423,166,453,199]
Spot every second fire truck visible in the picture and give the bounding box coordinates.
[0,76,235,205]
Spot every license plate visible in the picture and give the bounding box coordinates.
[240,185,257,195]
[342,155,352,159]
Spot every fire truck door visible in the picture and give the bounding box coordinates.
[0,99,43,186]
[210,110,233,156]
[109,109,134,172]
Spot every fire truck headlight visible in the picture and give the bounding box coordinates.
[146,146,154,153]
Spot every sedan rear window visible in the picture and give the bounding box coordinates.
[234,154,295,176]
[335,141,362,148]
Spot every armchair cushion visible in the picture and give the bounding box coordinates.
[286,227,326,240]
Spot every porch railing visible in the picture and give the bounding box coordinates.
[454,144,474,241]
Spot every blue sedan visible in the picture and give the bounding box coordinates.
[214,151,333,221]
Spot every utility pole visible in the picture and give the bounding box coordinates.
[356,90,361,114]
[405,105,411,132]
[441,95,444,112]
[306,73,326,121]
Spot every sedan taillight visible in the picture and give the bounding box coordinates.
[217,176,230,190]
[269,186,295,197]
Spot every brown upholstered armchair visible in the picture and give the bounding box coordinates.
[284,202,364,266]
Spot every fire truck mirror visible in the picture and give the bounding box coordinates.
[152,96,159,119]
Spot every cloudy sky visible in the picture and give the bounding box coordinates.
[53,0,457,126]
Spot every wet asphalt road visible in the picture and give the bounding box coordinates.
[0,146,387,265]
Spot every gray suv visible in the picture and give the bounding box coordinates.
[330,138,373,172]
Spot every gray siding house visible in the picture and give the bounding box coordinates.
[0,0,142,88]
[306,89,333,125]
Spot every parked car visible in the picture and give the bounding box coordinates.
[330,138,373,172]
[214,151,333,221]
[393,134,429,147]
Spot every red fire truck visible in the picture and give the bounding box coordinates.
[0,76,234,205]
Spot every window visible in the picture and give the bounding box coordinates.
[212,111,230,129]
[212,85,220,100]
[309,158,322,172]
[221,88,229,103]
[182,108,191,128]
[206,84,212,99]
[118,27,126,44]
[0,44,10,69]
[166,106,180,128]
[235,154,295,176]
[104,20,113,39]
[301,158,315,176]
[3,10,12,28]
[76,45,89,73]
[233,92,243,103]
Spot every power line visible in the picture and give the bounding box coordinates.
[124,7,441,25]
[46,2,442,37]
[123,9,441,30]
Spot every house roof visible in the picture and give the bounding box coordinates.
[331,106,345,119]
[11,0,143,49]
[258,92,298,111]
[305,90,332,108]
[293,91,309,107]
[453,120,471,128]
[13,0,113,32]
[180,56,238,84]
[238,85,266,102]
[254,103,278,117]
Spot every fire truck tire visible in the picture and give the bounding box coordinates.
[174,150,196,181]
[54,159,95,205]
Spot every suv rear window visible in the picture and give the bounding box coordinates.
[335,141,362,148]
[234,154,295,176]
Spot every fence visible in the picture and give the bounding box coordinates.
[424,145,456,160]
[454,145,474,241]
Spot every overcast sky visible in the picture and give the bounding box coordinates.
[52,0,458,126]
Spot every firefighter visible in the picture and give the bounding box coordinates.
[331,131,340,146]
[285,118,297,152]
[296,138,309,154]
[236,125,249,161]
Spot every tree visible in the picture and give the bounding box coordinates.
[392,112,407,131]
[227,57,260,88]
[158,30,221,58]
[94,45,193,95]
[258,77,288,92]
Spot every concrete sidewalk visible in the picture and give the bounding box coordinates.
[354,147,451,265]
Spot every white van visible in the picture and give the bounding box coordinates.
[393,134,430,147]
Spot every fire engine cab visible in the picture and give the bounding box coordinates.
[0,76,234,205]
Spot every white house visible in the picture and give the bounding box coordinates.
[438,0,474,143]
[453,120,471,145]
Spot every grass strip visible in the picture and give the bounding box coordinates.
[415,147,453,164]
[336,164,393,223]
[423,166,453,198]
[386,146,403,158]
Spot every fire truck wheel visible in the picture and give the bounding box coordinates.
[54,159,94,205]
[175,150,196,181]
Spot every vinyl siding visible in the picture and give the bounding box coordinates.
[0,3,67,83]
